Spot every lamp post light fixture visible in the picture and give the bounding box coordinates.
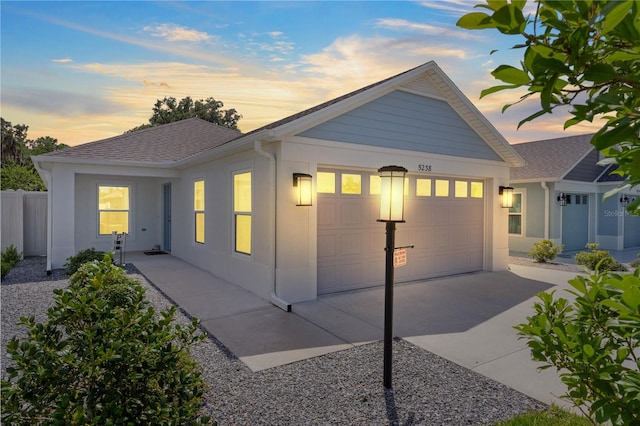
[499,186,514,209]
[293,173,313,206]
[376,165,407,390]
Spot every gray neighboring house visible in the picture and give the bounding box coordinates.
[508,134,640,253]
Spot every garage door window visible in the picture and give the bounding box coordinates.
[455,181,468,198]
[341,174,361,194]
[470,182,483,198]
[98,185,129,235]
[317,172,336,193]
[234,171,252,255]
[416,179,431,196]
[435,179,450,197]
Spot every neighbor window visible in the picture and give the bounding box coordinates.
[234,171,252,255]
[98,185,129,235]
[508,193,523,235]
[317,172,336,193]
[194,180,205,243]
[341,173,361,194]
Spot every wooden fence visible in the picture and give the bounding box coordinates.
[1,190,47,256]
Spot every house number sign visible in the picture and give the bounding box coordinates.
[417,164,432,172]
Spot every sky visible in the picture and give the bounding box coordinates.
[1,1,600,147]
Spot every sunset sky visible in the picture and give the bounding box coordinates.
[1,1,599,147]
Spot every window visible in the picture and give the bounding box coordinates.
[194,180,205,243]
[455,181,468,198]
[370,175,381,195]
[435,179,449,197]
[341,173,361,194]
[234,171,252,255]
[416,179,431,196]
[470,182,483,198]
[317,172,335,193]
[508,193,523,235]
[98,185,129,235]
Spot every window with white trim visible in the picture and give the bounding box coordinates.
[98,185,129,235]
[194,180,205,243]
[508,193,523,235]
[233,171,252,255]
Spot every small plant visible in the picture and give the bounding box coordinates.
[574,243,627,272]
[63,247,108,275]
[1,255,211,425]
[496,405,591,426]
[528,239,564,263]
[1,244,22,279]
[630,254,640,269]
[515,269,640,425]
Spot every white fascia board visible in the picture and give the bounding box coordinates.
[509,178,560,184]
[32,156,180,178]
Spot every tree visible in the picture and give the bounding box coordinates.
[127,96,242,133]
[1,118,28,166]
[457,0,640,212]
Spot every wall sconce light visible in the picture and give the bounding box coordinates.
[377,165,407,222]
[499,186,514,209]
[621,195,630,207]
[293,173,313,206]
[557,192,568,207]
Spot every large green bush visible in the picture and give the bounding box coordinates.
[63,247,108,275]
[1,255,211,425]
[528,239,564,263]
[515,269,640,425]
[574,243,627,272]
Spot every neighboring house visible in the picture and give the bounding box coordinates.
[508,134,640,254]
[33,61,525,308]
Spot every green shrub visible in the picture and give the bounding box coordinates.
[630,255,640,269]
[528,240,564,263]
[515,269,640,425]
[1,256,211,425]
[1,244,22,279]
[574,243,627,272]
[64,247,108,275]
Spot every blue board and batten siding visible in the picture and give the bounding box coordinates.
[297,90,504,162]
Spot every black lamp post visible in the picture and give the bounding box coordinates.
[377,165,407,389]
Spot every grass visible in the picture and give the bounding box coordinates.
[496,405,592,426]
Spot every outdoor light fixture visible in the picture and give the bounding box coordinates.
[557,192,568,207]
[293,173,313,206]
[499,186,514,209]
[621,195,631,207]
[377,165,407,390]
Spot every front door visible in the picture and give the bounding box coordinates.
[163,183,172,251]
[561,193,589,251]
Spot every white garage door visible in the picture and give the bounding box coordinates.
[317,169,485,294]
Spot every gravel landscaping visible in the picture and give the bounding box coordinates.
[2,257,547,425]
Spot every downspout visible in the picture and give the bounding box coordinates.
[254,140,292,312]
[541,181,550,239]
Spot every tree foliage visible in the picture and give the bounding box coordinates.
[515,269,640,425]
[126,96,242,133]
[457,0,640,212]
[1,118,68,191]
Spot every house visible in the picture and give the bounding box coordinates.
[33,61,526,308]
[508,134,640,254]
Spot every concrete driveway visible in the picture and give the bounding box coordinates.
[128,251,578,408]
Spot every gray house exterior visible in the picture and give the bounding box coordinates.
[508,134,640,253]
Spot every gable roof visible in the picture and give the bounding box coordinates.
[37,117,241,165]
[510,133,596,181]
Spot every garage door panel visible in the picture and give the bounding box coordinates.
[318,171,484,294]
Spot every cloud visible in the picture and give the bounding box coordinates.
[2,86,121,117]
[143,23,212,42]
[418,0,476,15]
[375,18,478,40]
[51,58,73,63]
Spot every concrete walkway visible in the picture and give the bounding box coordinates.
[127,251,629,408]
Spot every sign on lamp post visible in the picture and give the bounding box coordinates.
[377,165,407,389]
